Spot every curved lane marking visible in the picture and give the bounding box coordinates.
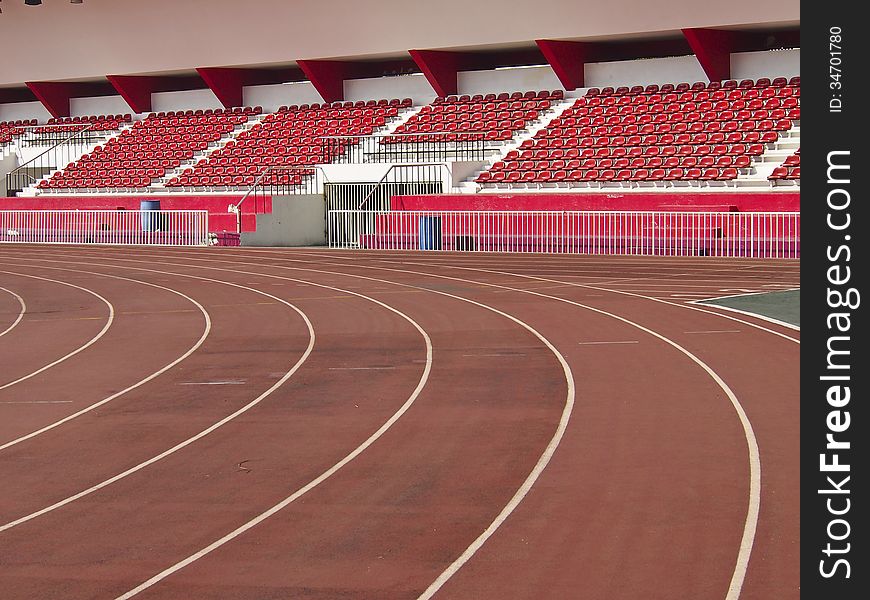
[164,249,760,600]
[0,286,27,338]
[7,250,572,600]
[10,249,759,599]
[286,250,801,344]
[0,254,428,572]
[0,267,314,533]
[0,270,115,391]
[687,301,800,331]
[0,266,210,452]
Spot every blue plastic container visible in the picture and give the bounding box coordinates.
[419,216,442,250]
[140,200,161,232]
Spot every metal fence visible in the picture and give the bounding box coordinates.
[323,132,487,164]
[4,124,111,195]
[0,210,210,246]
[327,210,800,258]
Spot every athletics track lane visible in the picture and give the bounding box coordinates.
[0,247,798,600]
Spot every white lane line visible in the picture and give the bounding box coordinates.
[236,250,761,600]
[684,330,742,335]
[0,401,73,405]
[110,283,436,600]
[689,301,800,331]
[0,279,312,533]
[47,247,757,599]
[0,254,432,550]
[400,261,800,345]
[0,268,211,452]
[0,290,313,536]
[0,271,115,391]
[0,286,26,338]
[179,380,247,386]
[28,250,572,600]
[327,366,396,371]
[577,340,639,346]
[699,289,792,302]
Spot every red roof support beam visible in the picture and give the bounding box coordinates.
[408,50,466,97]
[106,75,158,113]
[682,28,746,82]
[24,80,127,118]
[535,39,592,90]
[196,67,248,108]
[295,60,354,103]
[24,82,76,118]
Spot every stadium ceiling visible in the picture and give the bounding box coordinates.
[0,25,799,117]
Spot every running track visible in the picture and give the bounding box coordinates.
[0,246,799,600]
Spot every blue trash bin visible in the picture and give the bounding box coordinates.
[140,200,161,232]
[419,216,442,250]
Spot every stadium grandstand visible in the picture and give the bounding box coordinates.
[0,2,801,599]
[1,0,798,251]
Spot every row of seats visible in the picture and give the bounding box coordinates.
[388,90,560,143]
[434,91,564,103]
[0,119,39,143]
[481,167,741,184]
[36,114,133,134]
[278,98,413,112]
[585,77,800,96]
[25,83,799,191]
[485,154,753,173]
[769,149,800,181]
[146,107,262,118]
[39,112,249,189]
[166,101,404,188]
[478,79,799,185]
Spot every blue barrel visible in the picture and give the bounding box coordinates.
[419,216,442,250]
[140,200,161,232]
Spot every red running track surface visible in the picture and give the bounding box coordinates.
[0,246,799,600]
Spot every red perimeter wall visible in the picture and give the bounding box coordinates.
[391,192,800,212]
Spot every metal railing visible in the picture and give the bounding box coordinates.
[323,132,487,164]
[327,210,801,258]
[230,165,330,234]
[0,210,210,246]
[17,123,115,148]
[4,124,107,195]
[356,163,450,209]
[322,164,451,245]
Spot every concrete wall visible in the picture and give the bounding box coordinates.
[241,194,327,247]
[242,82,324,113]
[731,49,801,80]
[458,65,564,95]
[69,95,132,117]
[585,55,708,88]
[151,89,224,113]
[0,101,52,124]
[0,0,798,86]
[345,74,436,106]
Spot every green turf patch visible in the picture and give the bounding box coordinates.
[699,289,800,327]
